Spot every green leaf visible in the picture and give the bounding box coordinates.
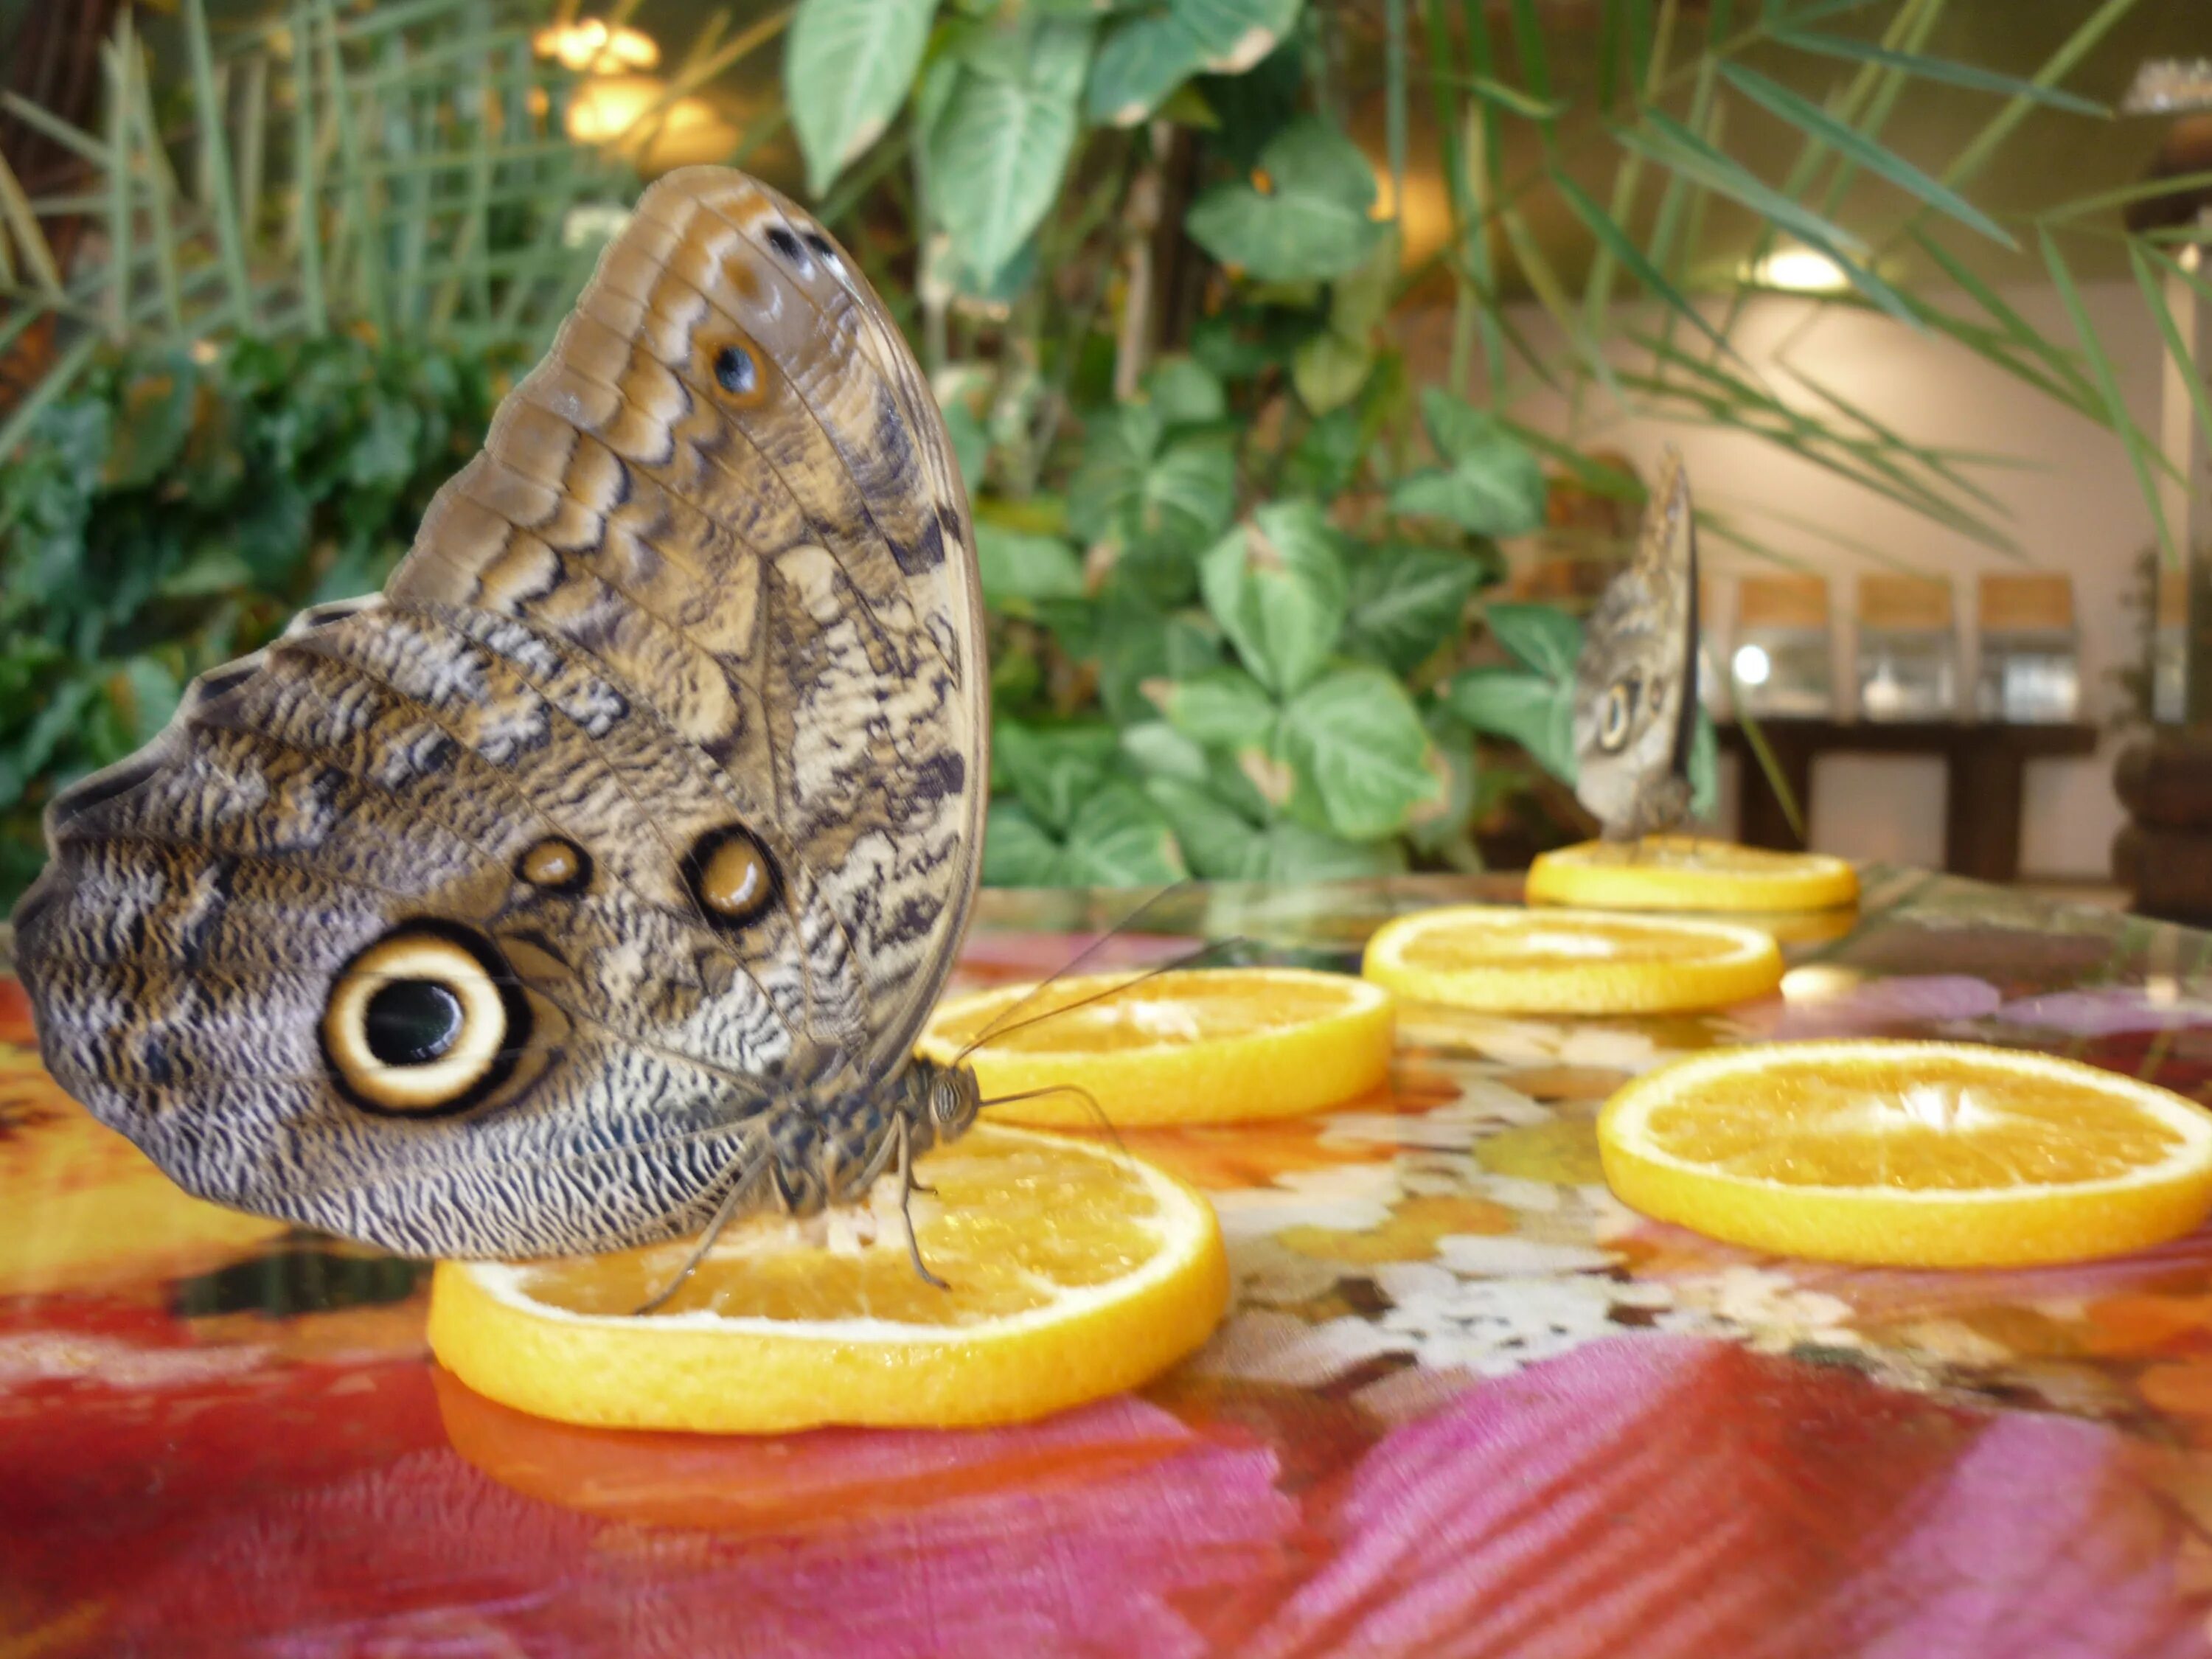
[1061,781,1187,886]
[1119,718,1211,785]
[1068,403,1236,557]
[1086,0,1303,127]
[787,0,938,196]
[1144,776,1401,881]
[1688,706,1718,821]
[100,363,197,490]
[1276,664,1442,840]
[925,17,1091,288]
[1142,355,1227,425]
[1292,327,1372,414]
[1484,601,1582,681]
[976,523,1085,610]
[1775,30,2107,118]
[1444,666,1577,782]
[1150,665,1277,751]
[1546,164,1739,364]
[1389,389,1546,535]
[1186,117,1385,283]
[1340,545,1481,675]
[1717,63,2014,248]
[1199,501,1349,697]
[995,719,1117,832]
[982,799,1067,886]
[2042,226,2171,564]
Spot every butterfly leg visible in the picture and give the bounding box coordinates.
[634,1152,768,1316]
[897,1115,949,1291]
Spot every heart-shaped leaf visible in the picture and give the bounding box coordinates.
[788,0,940,195]
[924,17,1092,289]
[1199,501,1348,698]
[1086,0,1303,127]
[1068,403,1237,559]
[1186,117,1385,283]
[982,800,1068,886]
[1484,601,1584,682]
[1062,781,1189,886]
[1389,388,1548,536]
[976,523,1085,611]
[1276,664,1443,840]
[1340,545,1483,675]
[1148,665,1277,751]
[1444,666,1578,782]
[995,719,1119,832]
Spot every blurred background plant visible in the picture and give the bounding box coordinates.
[0,0,2203,902]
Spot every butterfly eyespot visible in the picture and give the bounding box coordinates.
[802,230,837,264]
[515,836,592,894]
[321,924,529,1116]
[712,344,759,400]
[1599,680,1637,752]
[686,825,779,930]
[763,225,805,264]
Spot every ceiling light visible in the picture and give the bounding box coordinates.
[535,19,660,74]
[1747,246,1848,293]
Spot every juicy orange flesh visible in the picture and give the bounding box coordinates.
[509,1135,1162,1324]
[1643,1057,2185,1192]
[1396,919,1739,969]
[926,972,1360,1056]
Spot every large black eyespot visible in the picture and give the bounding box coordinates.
[684,824,780,931]
[321,922,530,1116]
[764,225,804,263]
[714,344,757,397]
[364,980,465,1066]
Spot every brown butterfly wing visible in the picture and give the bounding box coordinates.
[10,168,985,1257]
[1571,447,1697,840]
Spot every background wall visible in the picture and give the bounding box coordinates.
[1413,276,2171,879]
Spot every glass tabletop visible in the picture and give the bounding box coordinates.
[8,868,2212,1657]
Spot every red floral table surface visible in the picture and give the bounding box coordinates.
[11,868,2212,1657]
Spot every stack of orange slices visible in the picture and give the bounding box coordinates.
[1526,836,1857,913]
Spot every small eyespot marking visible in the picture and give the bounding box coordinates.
[1599,679,1638,753]
[802,230,837,263]
[714,344,757,397]
[765,226,804,263]
[321,922,530,1116]
[684,825,780,930]
[515,836,593,895]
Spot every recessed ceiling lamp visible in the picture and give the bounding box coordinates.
[1746,244,1848,293]
[534,19,659,74]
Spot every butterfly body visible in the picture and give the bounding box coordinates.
[13,168,987,1261]
[1571,448,1699,842]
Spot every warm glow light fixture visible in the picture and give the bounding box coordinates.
[1747,245,1848,293]
[1732,644,1773,686]
[534,18,659,73]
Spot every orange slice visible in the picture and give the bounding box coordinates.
[1362,905,1782,1015]
[428,1124,1227,1433]
[1599,1039,2212,1265]
[1527,836,1859,912]
[916,967,1394,1127]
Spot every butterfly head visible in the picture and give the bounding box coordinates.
[908,1056,983,1145]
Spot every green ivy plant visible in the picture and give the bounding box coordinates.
[0,336,509,901]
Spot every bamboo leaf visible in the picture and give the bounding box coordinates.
[182,0,256,323]
[103,22,133,343]
[1548,160,1735,362]
[1775,29,2107,116]
[2039,226,2172,565]
[1941,0,2134,189]
[291,0,327,333]
[0,151,60,296]
[1718,61,2013,247]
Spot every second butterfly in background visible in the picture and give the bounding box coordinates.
[1527,446,1858,917]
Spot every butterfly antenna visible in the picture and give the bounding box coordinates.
[953,933,1251,1063]
[634,1153,769,1316]
[980,1082,1130,1166]
[961,880,1197,1050]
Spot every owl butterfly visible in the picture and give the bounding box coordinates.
[12,167,994,1275]
[1571,446,1699,841]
